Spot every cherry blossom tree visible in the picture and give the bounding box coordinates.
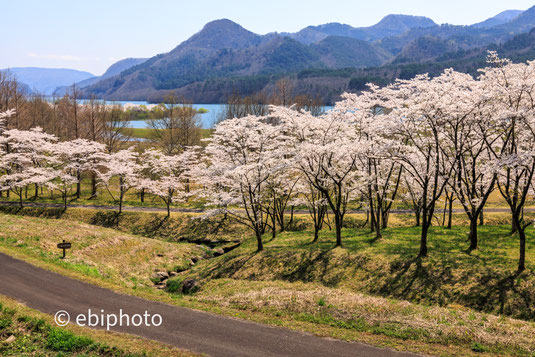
[139,148,200,217]
[53,139,106,199]
[97,147,141,214]
[479,52,535,271]
[0,127,58,207]
[201,115,285,252]
[274,106,365,247]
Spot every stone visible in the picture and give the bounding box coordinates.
[5,335,15,343]
[155,284,166,290]
[181,278,200,294]
[157,271,169,279]
[169,271,178,277]
[213,248,225,257]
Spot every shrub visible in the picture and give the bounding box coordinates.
[46,327,93,352]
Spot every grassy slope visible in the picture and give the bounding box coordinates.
[0,295,195,356]
[1,211,535,356]
[187,223,535,319]
[0,213,206,289]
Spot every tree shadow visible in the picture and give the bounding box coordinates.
[90,211,121,228]
[131,214,171,238]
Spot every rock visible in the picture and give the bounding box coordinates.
[213,248,225,256]
[191,257,199,264]
[5,335,15,343]
[169,271,178,277]
[187,259,195,266]
[181,278,200,294]
[151,271,169,282]
[157,271,169,280]
[155,284,166,290]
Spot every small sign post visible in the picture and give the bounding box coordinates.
[57,240,71,259]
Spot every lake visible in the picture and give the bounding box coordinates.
[128,103,225,129]
[51,98,333,129]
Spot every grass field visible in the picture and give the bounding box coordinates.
[1,208,535,356]
[130,128,213,140]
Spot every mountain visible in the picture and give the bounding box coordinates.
[312,36,393,67]
[286,15,436,44]
[79,8,535,103]
[497,6,535,33]
[378,6,535,56]
[53,57,147,95]
[394,36,460,63]
[472,10,523,28]
[2,67,94,95]
[82,20,392,101]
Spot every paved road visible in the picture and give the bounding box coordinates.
[0,200,526,215]
[0,253,419,357]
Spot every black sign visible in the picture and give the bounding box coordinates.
[57,240,71,259]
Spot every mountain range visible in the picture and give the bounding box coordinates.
[1,67,95,95]
[9,6,535,103]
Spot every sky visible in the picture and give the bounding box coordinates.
[2,0,534,75]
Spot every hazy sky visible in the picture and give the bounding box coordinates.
[3,0,534,75]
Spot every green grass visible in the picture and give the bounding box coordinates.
[0,295,195,356]
[188,224,535,319]
[130,128,213,140]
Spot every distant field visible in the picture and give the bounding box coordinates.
[130,128,213,140]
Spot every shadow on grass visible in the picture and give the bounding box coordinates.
[89,211,121,228]
[0,206,66,219]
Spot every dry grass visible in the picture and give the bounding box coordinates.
[191,279,535,355]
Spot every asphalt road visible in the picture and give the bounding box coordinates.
[0,253,419,357]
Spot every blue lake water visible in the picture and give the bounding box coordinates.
[128,103,334,129]
[47,98,333,129]
[128,104,225,129]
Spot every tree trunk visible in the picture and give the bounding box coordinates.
[415,207,421,227]
[90,174,97,199]
[374,208,382,239]
[447,198,453,229]
[312,227,319,243]
[512,214,518,235]
[119,190,123,214]
[34,183,38,199]
[335,213,342,247]
[518,226,526,272]
[468,215,478,251]
[19,194,23,208]
[419,210,429,257]
[255,229,264,252]
[271,213,277,240]
[479,210,484,226]
[381,210,389,229]
[76,173,81,199]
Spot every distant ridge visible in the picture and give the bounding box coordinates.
[2,67,94,95]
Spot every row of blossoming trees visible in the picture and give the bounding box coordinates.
[1,53,535,271]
